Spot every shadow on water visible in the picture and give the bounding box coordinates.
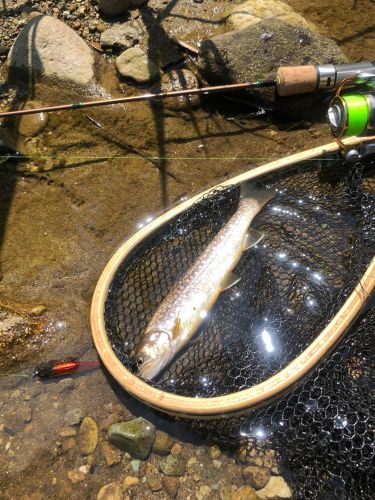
[0,16,43,283]
[104,364,207,445]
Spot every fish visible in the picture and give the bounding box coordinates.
[135,183,274,380]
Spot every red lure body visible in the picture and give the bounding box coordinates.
[34,360,100,378]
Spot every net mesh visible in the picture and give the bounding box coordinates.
[104,151,374,499]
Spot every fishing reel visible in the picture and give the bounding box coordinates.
[327,72,375,162]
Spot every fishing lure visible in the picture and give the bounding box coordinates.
[34,359,100,378]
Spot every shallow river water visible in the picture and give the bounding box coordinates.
[0,0,374,498]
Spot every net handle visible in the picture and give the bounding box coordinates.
[91,135,375,417]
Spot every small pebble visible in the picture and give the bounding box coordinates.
[59,428,77,438]
[196,485,211,500]
[234,486,258,500]
[131,459,141,472]
[210,445,221,459]
[97,482,123,500]
[256,476,292,499]
[65,408,83,426]
[79,417,98,454]
[160,454,186,477]
[67,465,90,484]
[213,460,222,469]
[123,476,140,490]
[170,443,182,455]
[147,475,162,491]
[152,430,173,455]
[102,441,122,466]
[243,466,270,490]
[162,476,180,498]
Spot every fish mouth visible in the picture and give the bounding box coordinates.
[137,359,163,380]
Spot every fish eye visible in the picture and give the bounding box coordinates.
[135,356,145,368]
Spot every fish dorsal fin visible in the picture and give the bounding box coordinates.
[222,271,241,291]
[243,228,264,251]
[172,313,183,339]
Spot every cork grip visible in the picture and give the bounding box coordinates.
[276,66,318,96]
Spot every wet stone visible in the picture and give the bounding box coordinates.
[79,416,98,454]
[170,443,182,455]
[159,454,186,477]
[210,445,221,459]
[101,414,127,431]
[108,417,155,459]
[152,430,173,455]
[130,459,141,472]
[65,408,83,426]
[243,466,270,490]
[102,441,122,466]
[220,485,236,500]
[68,464,90,483]
[235,486,259,500]
[147,475,162,491]
[196,485,211,500]
[123,476,140,490]
[17,101,48,137]
[58,427,77,438]
[97,482,123,500]
[256,476,292,499]
[101,24,139,50]
[149,69,199,111]
[115,47,160,84]
[162,476,180,498]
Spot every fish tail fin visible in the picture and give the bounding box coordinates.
[240,182,274,210]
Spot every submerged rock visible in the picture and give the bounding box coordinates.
[108,417,155,459]
[243,466,270,490]
[17,100,48,137]
[152,430,173,455]
[99,0,129,17]
[150,69,200,111]
[159,454,186,477]
[256,476,292,499]
[235,486,259,500]
[97,482,123,500]
[65,408,83,426]
[162,476,180,498]
[197,18,347,101]
[225,0,316,32]
[102,441,122,466]
[100,24,139,50]
[115,47,160,84]
[123,476,140,490]
[79,416,98,454]
[7,16,95,86]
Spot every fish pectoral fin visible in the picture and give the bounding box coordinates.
[172,314,183,339]
[243,228,264,251]
[221,271,241,291]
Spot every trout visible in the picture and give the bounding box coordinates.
[136,183,274,379]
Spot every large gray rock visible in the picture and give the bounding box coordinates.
[7,16,95,86]
[197,19,348,101]
[225,0,317,33]
[100,24,139,50]
[115,47,160,84]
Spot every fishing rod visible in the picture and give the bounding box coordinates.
[0,61,374,119]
